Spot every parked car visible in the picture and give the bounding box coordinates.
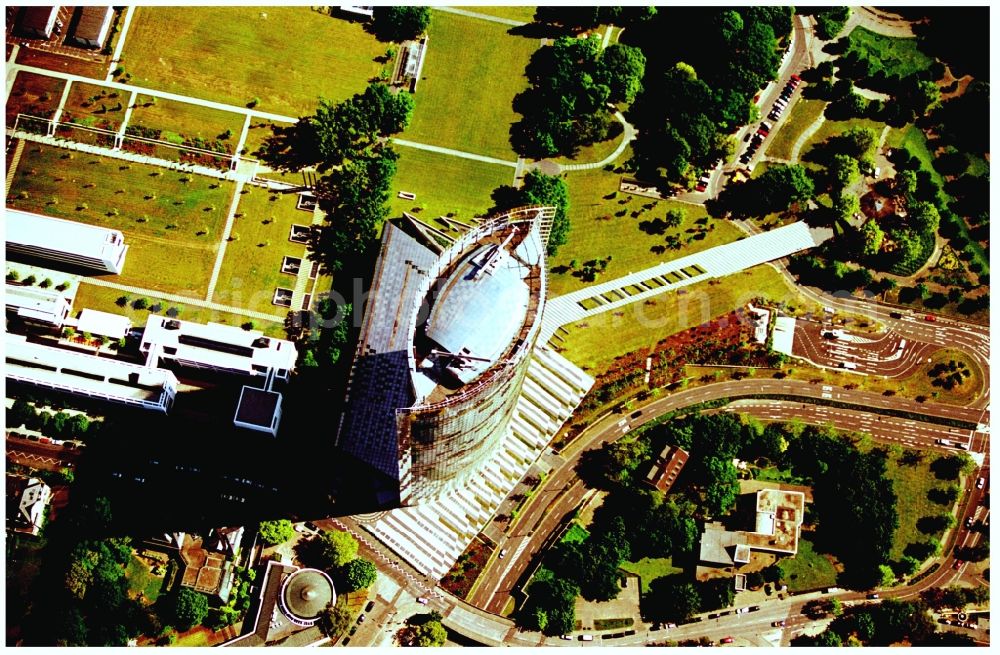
[737,607,750,614]
[889,311,903,318]
[772,620,786,627]
[720,637,734,644]
[966,516,975,528]
[924,314,936,322]
[867,593,880,600]
[953,559,964,570]
[580,634,594,641]
[357,613,366,624]
[365,601,375,612]
[417,597,429,605]
[977,477,985,489]
[499,549,507,559]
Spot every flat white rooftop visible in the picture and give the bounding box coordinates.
[5,284,72,324]
[6,209,128,271]
[76,308,132,340]
[141,316,297,375]
[6,333,177,406]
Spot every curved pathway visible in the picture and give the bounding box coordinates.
[788,114,826,163]
[559,110,637,172]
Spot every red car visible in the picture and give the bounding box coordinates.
[790,73,801,81]
[925,314,936,322]
[721,637,734,644]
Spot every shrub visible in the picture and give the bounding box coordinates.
[116,295,130,307]
[241,321,256,331]
[6,270,20,282]
[39,278,53,288]
[56,281,70,291]
[149,303,163,313]
[22,275,37,286]
[132,298,149,310]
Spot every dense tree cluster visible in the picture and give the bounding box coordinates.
[490,171,571,255]
[518,575,579,636]
[710,163,815,218]
[792,598,956,647]
[533,6,658,30]
[626,7,791,184]
[258,83,413,272]
[310,529,378,594]
[371,6,431,43]
[805,7,852,40]
[512,36,645,157]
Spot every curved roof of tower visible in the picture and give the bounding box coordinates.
[425,244,530,378]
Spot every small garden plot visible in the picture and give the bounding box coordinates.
[6,71,66,123]
[440,536,493,600]
[61,81,128,130]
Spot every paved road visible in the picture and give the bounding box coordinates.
[6,433,81,472]
[468,375,989,614]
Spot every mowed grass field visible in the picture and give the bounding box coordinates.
[404,10,539,159]
[554,265,801,372]
[7,145,233,297]
[72,283,288,337]
[213,189,309,315]
[120,6,387,116]
[778,537,838,592]
[387,147,512,226]
[620,556,683,594]
[548,165,744,297]
[768,98,827,161]
[129,95,247,143]
[799,116,886,163]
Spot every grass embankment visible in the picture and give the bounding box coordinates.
[768,98,827,161]
[620,557,683,594]
[779,537,838,592]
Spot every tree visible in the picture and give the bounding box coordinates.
[496,171,571,256]
[410,620,447,647]
[878,563,897,587]
[372,6,431,42]
[258,519,295,546]
[701,456,739,516]
[317,529,359,569]
[342,558,378,591]
[698,577,735,613]
[319,603,353,638]
[596,44,646,104]
[172,588,210,630]
[647,578,702,622]
[860,219,885,256]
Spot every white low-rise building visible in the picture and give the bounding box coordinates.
[140,316,296,380]
[5,284,72,327]
[6,210,129,274]
[5,333,177,413]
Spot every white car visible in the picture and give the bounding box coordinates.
[976,477,985,489]
[499,549,507,559]
[417,597,429,605]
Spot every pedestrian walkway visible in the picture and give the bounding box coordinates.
[79,279,286,323]
[436,6,528,27]
[540,221,832,345]
[5,139,25,197]
[789,114,826,163]
[560,110,637,172]
[205,180,245,302]
[390,138,517,168]
[106,6,136,80]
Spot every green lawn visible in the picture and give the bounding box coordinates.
[6,71,66,123]
[213,188,309,315]
[456,6,536,22]
[128,95,247,143]
[846,26,934,78]
[879,449,956,562]
[404,10,539,160]
[778,537,838,592]
[126,554,166,604]
[242,119,290,159]
[799,116,886,163]
[72,283,287,338]
[548,165,745,297]
[768,98,827,161]
[121,6,388,116]
[62,81,128,129]
[561,523,590,545]
[555,265,802,372]
[620,557,683,594]
[7,145,234,297]
[388,146,512,227]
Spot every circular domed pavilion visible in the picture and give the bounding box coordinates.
[279,568,335,626]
